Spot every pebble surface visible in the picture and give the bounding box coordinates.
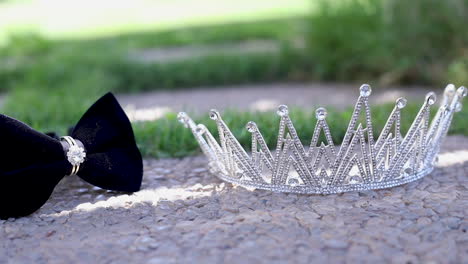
[1,136,467,264]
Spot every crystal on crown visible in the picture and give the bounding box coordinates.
[178,84,466,194]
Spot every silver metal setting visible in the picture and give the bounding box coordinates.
[178,84,466,194]
[61,136,86,175]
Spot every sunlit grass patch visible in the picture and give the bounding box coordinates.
[0,0,310,43]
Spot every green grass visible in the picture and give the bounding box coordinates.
[0,0,309,96]
[135,103,468,158]
[0,17,306,91]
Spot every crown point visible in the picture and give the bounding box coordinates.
[457,86,467,98]
[277,105,289,117]
[396,98,407,109]
[455,102,463,112]
[177,112,190,127]
[359,84,372,97]
[444,84,456,97]
[425,92,437,105]
[195,124,207,134]
[315,107,328,120]
[209,109,220,120]
[246,121,257,133]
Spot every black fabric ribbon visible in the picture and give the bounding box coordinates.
[0,93,143,219]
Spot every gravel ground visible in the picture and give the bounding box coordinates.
[1,135,467,264]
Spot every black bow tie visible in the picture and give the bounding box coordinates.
[0,93,143,219]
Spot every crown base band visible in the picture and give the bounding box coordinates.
[213,166,433,194]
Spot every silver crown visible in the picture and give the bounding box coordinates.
[178,84,466,194]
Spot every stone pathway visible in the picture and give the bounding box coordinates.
[1,135,467,263]
[130,40,279,64]
[117,82,431,121]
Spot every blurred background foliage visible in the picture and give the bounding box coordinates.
[307,0,468,85]
[0,0,467,157]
